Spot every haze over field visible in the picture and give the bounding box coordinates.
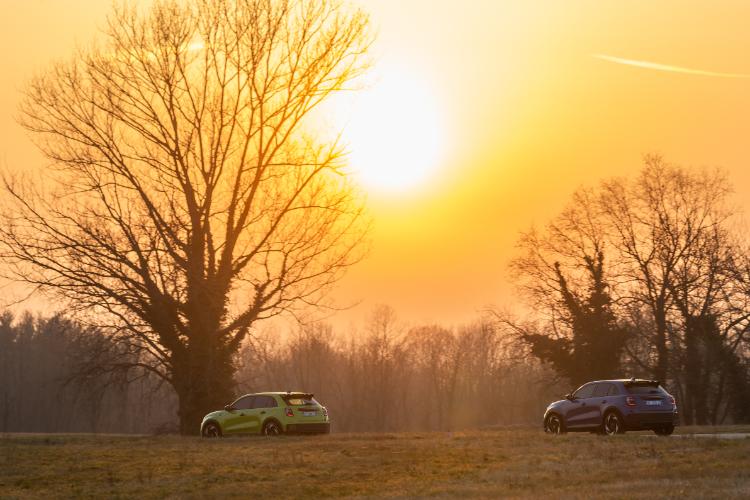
[2,0,750,328]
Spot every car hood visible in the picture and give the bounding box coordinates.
[546,399,567,411]
[203,410,225,421]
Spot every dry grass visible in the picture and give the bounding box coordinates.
[1,427,749,498]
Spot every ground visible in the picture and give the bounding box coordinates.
[1,427,749,498]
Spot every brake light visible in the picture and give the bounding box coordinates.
[626,396,637,407]
[285,407,294,417]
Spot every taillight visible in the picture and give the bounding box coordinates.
[626,396,637,407]
[285,407,294,417]
[669,396,676,407]
[322,407,328,418]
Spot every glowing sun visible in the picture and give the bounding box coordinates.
[335,67,445,192]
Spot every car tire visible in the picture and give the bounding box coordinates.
[262,419,283,436]
[653,424,675,436]
[544,413,566,435]
[602,411,625,435]
[202,421,222,438]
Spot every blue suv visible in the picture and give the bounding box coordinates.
[543,379,678,436]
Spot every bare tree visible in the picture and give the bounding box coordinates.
[359,304,407,432]
[406,325,459,430]
[1,0,371,433]
[601,156,732,383]
[504,188,628,386]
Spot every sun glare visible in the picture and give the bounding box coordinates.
[332,67,445,192]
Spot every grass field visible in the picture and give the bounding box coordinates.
[1,427,749,498]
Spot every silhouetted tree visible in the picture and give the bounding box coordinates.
[600,156,731,382]
[1,0,371,433]
[519,253,628,386]
[505,189,628,386]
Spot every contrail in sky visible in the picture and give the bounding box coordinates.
[593,53,750,79]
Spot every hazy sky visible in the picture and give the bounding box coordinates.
[1,1,750,329]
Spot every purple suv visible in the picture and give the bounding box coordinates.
[543,379,679,436]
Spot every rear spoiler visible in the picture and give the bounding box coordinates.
[623,378,660,386]
[283,392,314,399]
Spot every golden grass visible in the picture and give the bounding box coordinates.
[1,428,749,498]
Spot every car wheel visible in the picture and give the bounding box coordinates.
[653,424,674,436]
[602,411,625,435]
[262,420,283,436]
[544,414,566,435]
[202,422,222,438]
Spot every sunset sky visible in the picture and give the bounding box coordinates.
[1,0,750,329]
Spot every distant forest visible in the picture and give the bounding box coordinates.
[0,307,561,433]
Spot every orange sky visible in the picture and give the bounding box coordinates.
[2,1,750,329]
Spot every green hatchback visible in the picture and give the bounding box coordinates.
[201,392,330,437]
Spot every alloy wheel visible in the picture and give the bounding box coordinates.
[203,423,221,438]
[263,421,281,436]
[545,414,563,435]
[604,413,621,435]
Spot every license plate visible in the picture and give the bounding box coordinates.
[645,400,662,406]
[302,411,316,416]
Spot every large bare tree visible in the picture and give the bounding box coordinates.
[1,0,371,433]
[503,188,629,386]
[600,157,732,383]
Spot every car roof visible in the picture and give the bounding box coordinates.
[584,379,659,384]
[240,391,312,397]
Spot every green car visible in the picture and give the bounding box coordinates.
[201,392,330,437]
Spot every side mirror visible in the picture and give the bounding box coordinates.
[224,405,235,412]
[565,393,575,401]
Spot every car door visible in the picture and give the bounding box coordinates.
[246,395,277,433]
[587,383,614,427]
[223,395,255,434]
[564,383,598,429]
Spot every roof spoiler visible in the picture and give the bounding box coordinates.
[624,378,660,386]
[284,392,314,399]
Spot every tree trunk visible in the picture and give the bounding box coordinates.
[653,298,669,382]
[682,318,699,426]
[173,337,235,435]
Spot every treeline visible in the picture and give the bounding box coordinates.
[0,312,174,433]
[236,307,564,432]
[0,306,563,433]
[504,157,750,425]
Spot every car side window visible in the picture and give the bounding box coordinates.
[233,395,255,410]
[573,383,596,399]
[593,383,610,397]
[252,395,277,409]
[607,384,620,396]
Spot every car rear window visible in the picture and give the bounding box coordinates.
[282,395,319,406]
[625,384,667,395]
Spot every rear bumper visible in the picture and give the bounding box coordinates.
[285,422,331,434]
[624,411,679,430]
